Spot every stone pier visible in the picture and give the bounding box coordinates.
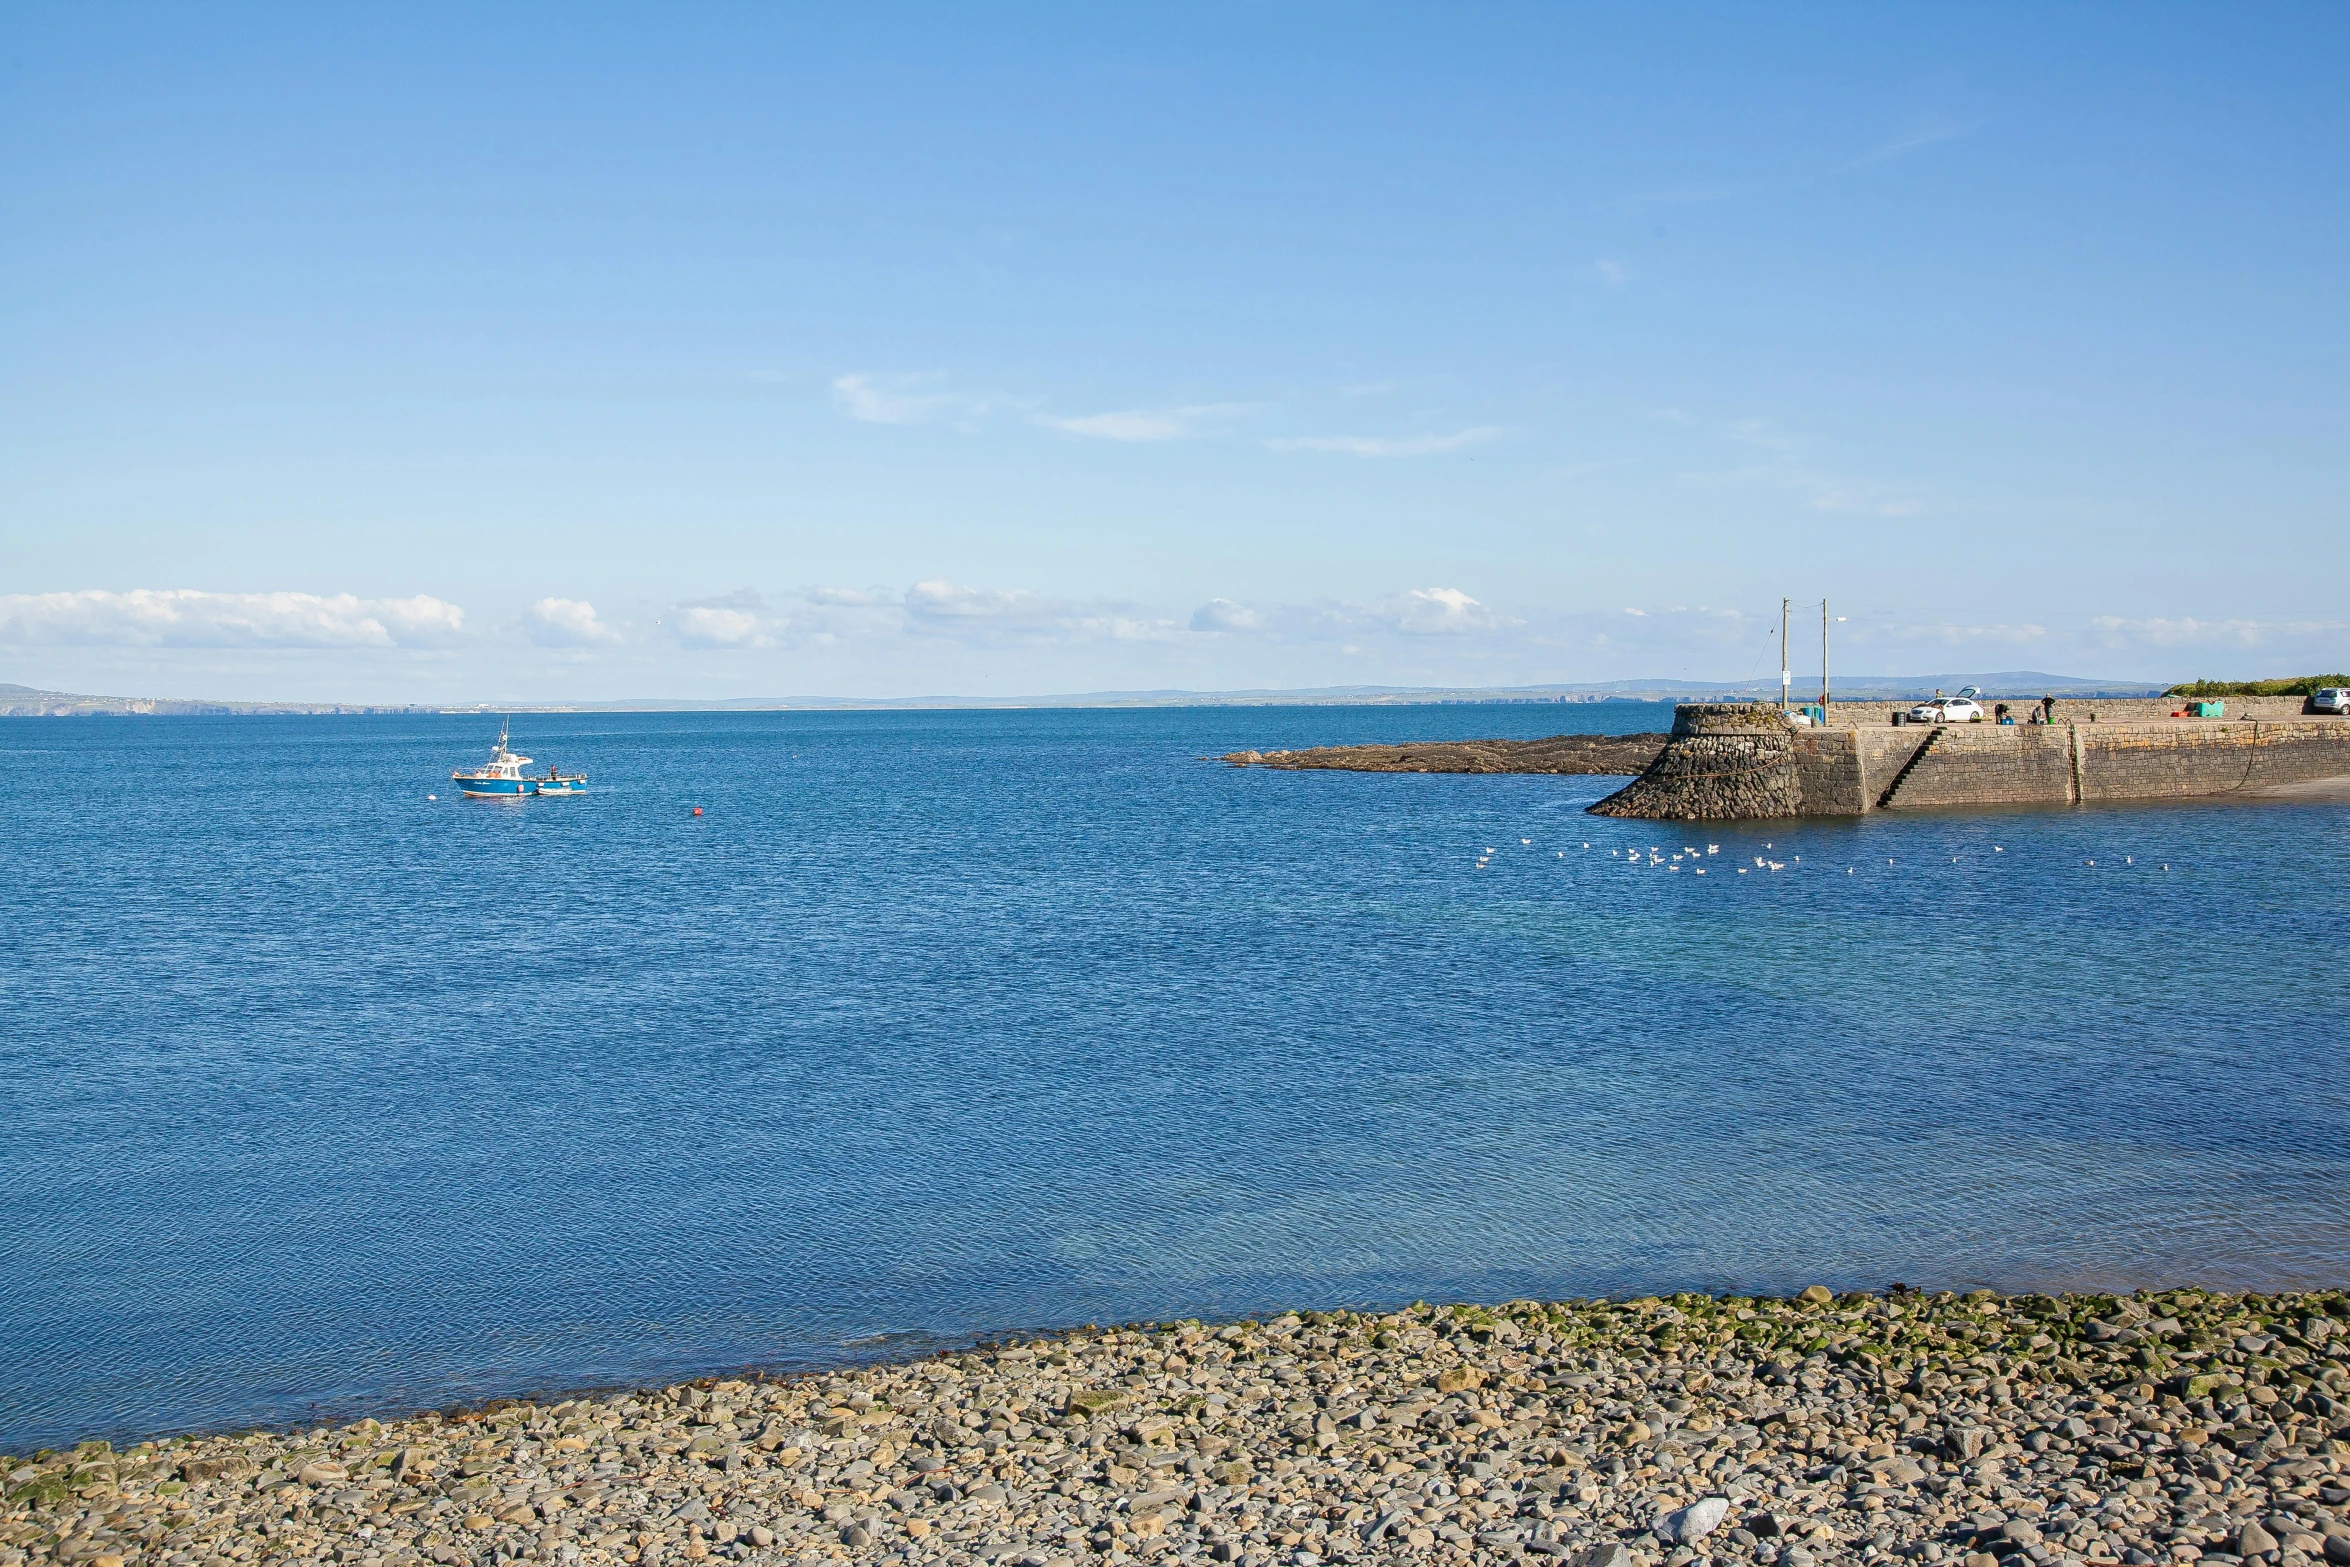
[1591,703,2350,820]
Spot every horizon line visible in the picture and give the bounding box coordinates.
[2,670,2171,717]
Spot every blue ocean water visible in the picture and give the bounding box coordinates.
[3,704,2347,1453]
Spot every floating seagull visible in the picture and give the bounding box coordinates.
[1994,847,2003,852]
[1521,838,1532,846]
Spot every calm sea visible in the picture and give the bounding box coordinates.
[4,704,2347,1452]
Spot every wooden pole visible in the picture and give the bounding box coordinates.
[1780,597,1791,712]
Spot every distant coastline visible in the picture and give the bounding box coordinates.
[0,674,2164,719]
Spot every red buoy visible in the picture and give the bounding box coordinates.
[691,807,703,816]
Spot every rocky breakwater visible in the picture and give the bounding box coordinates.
[1222,736,1667,776]
[15,1289,2350,1567]
[1590,706,1803,821]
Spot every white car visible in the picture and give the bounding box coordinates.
[1907,696,1984,724]
[2311,688,2350,715]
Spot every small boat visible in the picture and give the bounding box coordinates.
[451,722,587,798]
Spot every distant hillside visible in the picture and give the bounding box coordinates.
[1,671,2163,717]
[0,683,439,717]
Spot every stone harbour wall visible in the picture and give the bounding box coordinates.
[1852,729,2079,813]
[1592,708,2350,820]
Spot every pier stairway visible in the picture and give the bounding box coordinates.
[1876,727,1945,811]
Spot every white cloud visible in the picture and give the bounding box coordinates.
[1189,598,1266,634]
[903,579,1064,635]
[1183,588,1517,643]
[897,580,1178,646]
[831,372,971,425]
[2087,615,2346,647]
[1592,258,1632,288]
[527,598,619,646]
[1093,615,1180,642]
[1042,410,1188,442]
[1038,404,1242,443]
[1265,427,1501,458]
[677,607,764,646]
[806,586,894,608]
[1378,587,1512,636]
[661,591,784,649]
[0,589,465,648]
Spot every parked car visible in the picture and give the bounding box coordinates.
[2310,687,2350,715]
[1907,696,1985,724]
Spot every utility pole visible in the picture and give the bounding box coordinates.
[1780,596,1791,713]
[1821,599,1830,710]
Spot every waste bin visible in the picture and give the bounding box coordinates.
[2188,700,2224,718]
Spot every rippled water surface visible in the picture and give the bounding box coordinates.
[4,705,2347,1450]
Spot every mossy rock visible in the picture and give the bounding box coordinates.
[5,1473,71,1508]
[2177,1372,2242,1400]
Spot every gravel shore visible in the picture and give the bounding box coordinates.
[13,1288,2350,1567]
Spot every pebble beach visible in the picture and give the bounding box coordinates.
[12,1287,2350,1567]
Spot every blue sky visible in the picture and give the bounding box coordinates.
[2,3,2345,700]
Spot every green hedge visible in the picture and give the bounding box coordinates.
[2163,675,2349,697]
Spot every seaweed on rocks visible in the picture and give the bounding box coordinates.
[1222,734,1668,776]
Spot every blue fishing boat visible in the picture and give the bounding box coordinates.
[451,722,586,797]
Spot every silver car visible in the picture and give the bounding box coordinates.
[2310,687,2350,714]
[1907,696,1985,724]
